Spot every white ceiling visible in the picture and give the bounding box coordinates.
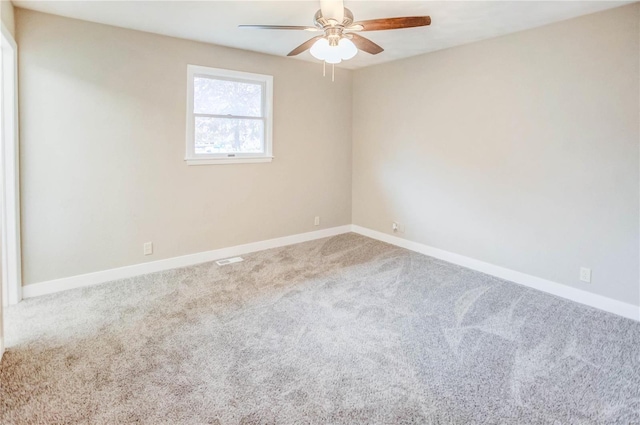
[13,0,633,69]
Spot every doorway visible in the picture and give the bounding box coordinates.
[1,22,22,359]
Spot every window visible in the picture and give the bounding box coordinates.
[186,65,273,165]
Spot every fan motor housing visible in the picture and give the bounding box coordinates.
[314,8,354,30]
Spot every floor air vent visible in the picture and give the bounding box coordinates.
[216,257,244,266]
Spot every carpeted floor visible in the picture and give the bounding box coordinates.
[1,233,638,424]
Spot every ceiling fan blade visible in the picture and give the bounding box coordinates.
[239,25,320,31]
[287,36,323,56]
[349,16,431,31]
[350,33,384,55]
[320,0,344,22]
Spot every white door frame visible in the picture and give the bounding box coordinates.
[1,23,22,308]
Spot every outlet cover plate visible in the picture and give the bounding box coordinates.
[580,267,591,283]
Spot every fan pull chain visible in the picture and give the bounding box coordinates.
[320,62,335,83]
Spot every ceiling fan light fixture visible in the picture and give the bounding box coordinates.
[321,43,343,63]
[240,2,431,64]
[324,53,342,64]
[310,37,330,60]
[338,38,358,60]
[310,37,357,63]
[310,38,342,63]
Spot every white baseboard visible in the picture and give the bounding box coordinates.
[22,225,352,299]
[21,223,640,322]
[351,225,640,322]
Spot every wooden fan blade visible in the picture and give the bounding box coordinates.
[287,36,323,56]
[350,33,384,55]
[350,16,431,31]
[239,25,320,31]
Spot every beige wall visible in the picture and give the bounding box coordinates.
[352,4,640,305]
[17,9,352,285]
[1,0,15,37]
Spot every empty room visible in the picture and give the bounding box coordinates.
[0,0,639,423]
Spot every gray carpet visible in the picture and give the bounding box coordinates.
[1,233,638,424]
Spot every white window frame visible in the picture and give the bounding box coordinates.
[185,65,273,165]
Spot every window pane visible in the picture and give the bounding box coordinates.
[195,117,264,154]
[194,77,262,117]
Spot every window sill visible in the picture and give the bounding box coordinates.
[185,156,274,166]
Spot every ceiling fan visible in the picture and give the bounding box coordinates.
[239,0,431,64]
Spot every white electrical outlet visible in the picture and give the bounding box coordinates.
[580,267,591,283]
[143,242,153,256]
[314,216,320,226]
[392,222,405,233]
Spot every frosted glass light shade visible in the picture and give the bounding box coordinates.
[338,38,358,60]
[310,38,330,60]
[310,37,358,63]
[324,47,343,64]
